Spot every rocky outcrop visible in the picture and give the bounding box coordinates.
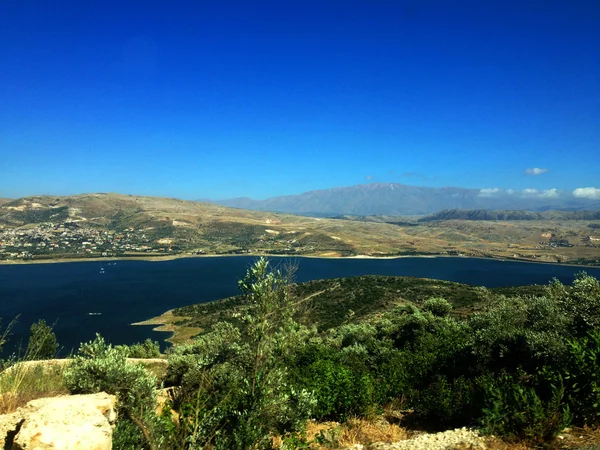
[0,392,117,450]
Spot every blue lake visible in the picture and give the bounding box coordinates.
[1,256,599,356]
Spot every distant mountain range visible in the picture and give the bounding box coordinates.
[213,183,600,216]
[419,209,600,222]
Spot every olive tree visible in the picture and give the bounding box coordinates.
[167,257,314,449]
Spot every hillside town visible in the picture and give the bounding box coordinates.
[0,222,175,260]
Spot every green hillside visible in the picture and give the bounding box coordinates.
[167,275,545,337]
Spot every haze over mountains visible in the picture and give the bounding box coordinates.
[419,209,600,222]
[214,183,600,217]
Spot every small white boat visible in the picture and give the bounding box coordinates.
[88,312,102,316]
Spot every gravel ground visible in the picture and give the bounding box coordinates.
[343,427,487,450]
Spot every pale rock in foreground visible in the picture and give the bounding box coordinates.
[344,427,486,450]
[0,392,117,450]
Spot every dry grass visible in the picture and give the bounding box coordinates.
[127,358,169,381]
[0,358,166,415]
[548,426,600,449]
[0,321,69,414]
[0,361,68,414]
[274,418,411,449]
[275,418,581,449]
[475,437,532,450]
[335,417,411,446]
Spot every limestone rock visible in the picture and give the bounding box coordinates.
[341,427,486,450]
[0,392,117,450]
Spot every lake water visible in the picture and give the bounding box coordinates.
[1,256,599,356]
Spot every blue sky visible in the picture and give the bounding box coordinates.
[1,0,599,200]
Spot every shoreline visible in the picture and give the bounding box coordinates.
[132,310,203,346]
[0,251,598,269]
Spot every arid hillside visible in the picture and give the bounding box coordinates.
[0,193,599,264]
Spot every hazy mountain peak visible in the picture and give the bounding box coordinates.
[215,183,600,216]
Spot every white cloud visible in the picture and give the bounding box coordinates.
[478,188,502,197]
[525,168,549,176]
[539,189,557,198]
[522,188,539,195]
[573,187,600,200]
[540,189,559,198]
[365,175,375,181]
[478,187,562,198]
[522,188,563,198]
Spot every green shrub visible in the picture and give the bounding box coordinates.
[168,258,315,449]
[26,320,58,360]
[373,352,410,403]
[165,321,242,389]
[405,316,472,378]
[112,418,146,450]
[409,375,482,429]
[64,334,168,449]
[64,334,156,409]
[481,368,571,444]
[118,339,162,359]
[326,322,379,350]
[294,356,375,420]
[564,330,600,425]
[422,297,453,317]
[547,272,600,337]
[469,295,570,372]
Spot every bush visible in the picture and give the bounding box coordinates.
[293,355,376,420]
[547,273,600,336]
[112,418,147,450]
[165,321,242,389]
[481,368,571,444]
[167,258,315,449]
[409,375,482,429]
[64,334,168,449]
[564,330,600,425]
[469,295,570,373]
[26,320,58,360]
[64,334,156,408]
[422,297,453,317]
[118,339,162,359]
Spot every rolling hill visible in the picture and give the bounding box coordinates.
[1,193,599,265]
